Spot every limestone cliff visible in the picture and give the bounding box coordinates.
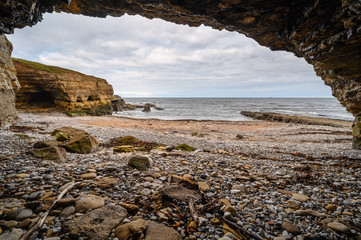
[0,0,360,148]
[13,58,116,116]
[0,35,19,128]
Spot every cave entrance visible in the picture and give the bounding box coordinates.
[27,91,56,108]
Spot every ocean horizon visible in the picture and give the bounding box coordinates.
[113,97,354,121]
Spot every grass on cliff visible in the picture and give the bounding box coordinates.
[12,58,79,74]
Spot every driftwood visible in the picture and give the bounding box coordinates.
[223,217,263,240]
[188,197,200,225]
[19,182,79,240]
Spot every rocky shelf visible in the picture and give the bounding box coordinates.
[241,111,353,128]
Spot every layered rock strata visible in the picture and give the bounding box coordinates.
[13,58,117,115]
[0,0,360,148]
[0,35,19,128]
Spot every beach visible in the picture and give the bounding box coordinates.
[0,112,360,239]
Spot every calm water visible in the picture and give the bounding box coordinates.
[113,98,354,121]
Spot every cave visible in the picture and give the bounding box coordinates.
[0,0,360,148]
[18,90,56,109]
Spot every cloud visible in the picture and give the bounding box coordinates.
[7,13,332,97]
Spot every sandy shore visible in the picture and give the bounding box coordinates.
[0,112,360,240]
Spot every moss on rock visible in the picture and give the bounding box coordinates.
[175,143,195,152]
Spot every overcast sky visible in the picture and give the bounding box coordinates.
[7,13,333,98]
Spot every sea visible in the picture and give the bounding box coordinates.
[113,98,354,121]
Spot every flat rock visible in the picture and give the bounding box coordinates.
[7,208,33,221]
[30,146,66,163]
[295,209,328,218]
[327,222,350,234]
[145,221,182,240]
[282,222,301,234]
[60,206,75,218]
[0,228,24,240]
[63,205,127,240]
[75,195,105,212]
[292,194,309,202]
[81,172,97,179]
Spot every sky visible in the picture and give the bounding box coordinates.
[7,13,333,98]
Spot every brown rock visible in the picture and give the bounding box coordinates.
[327,222,350,234]
[120,202,139,212]
[325,204,337,211]
[30,146,66,163]
[295,209,328,218]
[292,193,310,202]
[63,205,127,240]
[0,36,19,128]
[145,221,182,240]
[282,222,301,234]
[114,219,147,240]
[75,195,105,212]
[13,59,114,116]
[198,182,210,192]
[64,133,98,154]
[81,172,97,179]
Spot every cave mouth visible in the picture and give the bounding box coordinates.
[24,91,56,109]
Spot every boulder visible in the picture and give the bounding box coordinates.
[33,140,62,149]
[75,195,105,212]
[52,127,88,137]
[64,134,98,154]
[142,106,151,112]
[7,208,33,221]
[63,205,127,240]
[127,155,150,171]
[29,146,66,163]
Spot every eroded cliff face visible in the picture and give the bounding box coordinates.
[13,58,115,116]
[0,0,360,147]
[0,35,19,128]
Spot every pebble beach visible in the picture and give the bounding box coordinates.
[0,112,360,240]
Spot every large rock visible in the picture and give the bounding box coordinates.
[13,58,116,116]
[75,195,105,212]
[30,146,67,163]
[63,205,127,240]
[127,155,150,171]
[0,35,19,128]
[1,0,361,147]
[52,127,88,138]
[64,133,98,154]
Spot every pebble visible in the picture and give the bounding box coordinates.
[80,172,97,179]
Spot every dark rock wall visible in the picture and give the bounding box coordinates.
[0,35,19,128]
[0,0,360,147]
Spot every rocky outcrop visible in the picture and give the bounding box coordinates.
[0,0,360,148]
[0,35,19,128]
[13,58,116,115]
[241,111,353,128]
